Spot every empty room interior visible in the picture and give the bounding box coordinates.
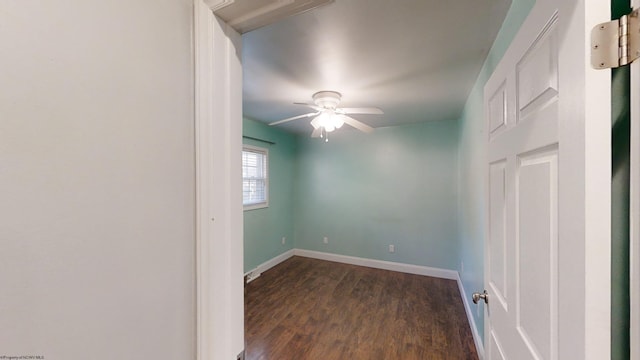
[240,0,516,358]
[3,0,634,358]
[239,0,629,359]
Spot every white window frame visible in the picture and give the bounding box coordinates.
[242,144,269,211]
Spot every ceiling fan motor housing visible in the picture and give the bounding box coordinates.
[313,91,341,109]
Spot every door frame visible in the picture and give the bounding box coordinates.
[193,2,334,358]
[194,0,244,359]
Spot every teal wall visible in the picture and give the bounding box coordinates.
[293,121,460,270]
[457,0,535,343]
[243,118,298,272]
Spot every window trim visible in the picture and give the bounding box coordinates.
[242,144,269,211]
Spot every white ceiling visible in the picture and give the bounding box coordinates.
[241,0,512,135]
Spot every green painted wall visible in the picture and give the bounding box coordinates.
[243,118,298,272]
[294,121,460,270]
[457,0,535,343]
[611,1,631,359]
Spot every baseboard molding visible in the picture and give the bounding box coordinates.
[293,249,458,280]
[456,274,485,359]
[244,249,295,282]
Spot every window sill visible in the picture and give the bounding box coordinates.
[244,202,268,211]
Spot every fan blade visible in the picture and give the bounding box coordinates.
[342,115,374,133]
[310,114,322,129]
[311,127,322,138]
[269,112,318,126]
[339,107,383,115]
[294,102,323,111]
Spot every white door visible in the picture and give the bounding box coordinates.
[483,0,611,359]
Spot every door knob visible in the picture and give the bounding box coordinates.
[472,290,489,304]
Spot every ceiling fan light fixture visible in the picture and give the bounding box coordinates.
[317,110,339,132]
[269,90,380,138]
[334,114,345,129]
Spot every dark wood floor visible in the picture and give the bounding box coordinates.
[244,256,478,360]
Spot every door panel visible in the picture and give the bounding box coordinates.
[516,24,558,122]
[516,148,558,360]
[483,0,610,357]
[489,83,508,136]
[489,160,508,309]
[490,331,508,360]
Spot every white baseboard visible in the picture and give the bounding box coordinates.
[244,249,295,282]
[293,249,458,280]
[456,274,485,359]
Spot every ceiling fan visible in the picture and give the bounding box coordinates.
[269,91,383,141]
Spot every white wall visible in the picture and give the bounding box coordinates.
[0,1,195,358]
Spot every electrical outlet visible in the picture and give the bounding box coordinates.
[388,244,395,253]
[323,236,328,244]
[281,237,286,245]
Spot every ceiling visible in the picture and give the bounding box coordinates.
[240,0,512,135]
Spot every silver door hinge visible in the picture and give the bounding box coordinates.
[591,8,640,69]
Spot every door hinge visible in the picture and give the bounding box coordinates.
[591,8,640,69]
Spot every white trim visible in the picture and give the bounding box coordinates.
[212,0,333,33]
[293,249,458,280]
[245,248,460,281]
[244,249,295,282]
[226,0,296,28]
[194,1,244,359]
[580,2,612,358]
[456,273,485,360]
[206,0,235,12]
[194,2,214,358]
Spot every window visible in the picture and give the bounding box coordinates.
[242,145,268,210]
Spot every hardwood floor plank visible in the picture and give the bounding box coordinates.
[245,256,478,360]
